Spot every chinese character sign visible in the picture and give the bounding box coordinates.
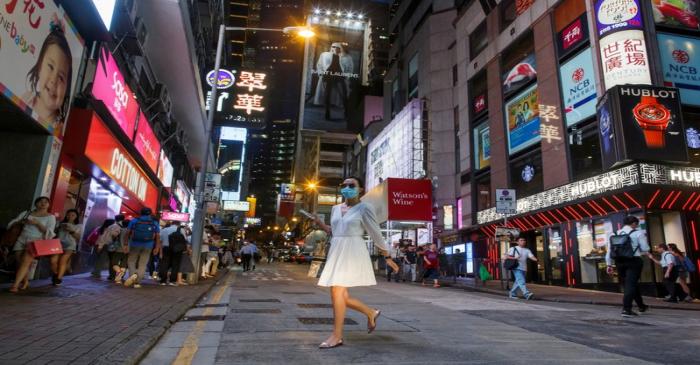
[0,0,84,136]
[204,69,268,128]
[599,30,652,90]
[657,33,700,107]
[556,14,589,58]
[558,48,597,126]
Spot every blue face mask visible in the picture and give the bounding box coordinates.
[341,187,359,199]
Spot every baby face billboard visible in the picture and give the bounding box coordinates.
[505,84,540,154]
[0,1,84,137]
[301,22,367,133]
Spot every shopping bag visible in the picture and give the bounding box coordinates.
[479,265,492,281]
[27,239,63,257]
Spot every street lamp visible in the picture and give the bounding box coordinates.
[189,24,314,284]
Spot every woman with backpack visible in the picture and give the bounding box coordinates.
[649,243,682,303]
[668,243,694,303]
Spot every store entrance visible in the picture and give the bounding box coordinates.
[519,230,545,283]
[520,228,565,285]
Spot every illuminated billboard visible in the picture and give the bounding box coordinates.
[218,127,247,201]
[300,12,369,133]
[205,69,268,129]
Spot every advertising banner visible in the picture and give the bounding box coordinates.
[158,151,174,188]
[301,18,368,133]
[0,1,84,136]
[245,217,261,226]
[205,69,268,129]
[502,54,537,96]
[559,48,597,127]
[280,183,296,202]
[366,99,424,191]
[653,0,699,30]
[657,33,700,107]
[594,0,644,37]
[599,30,652,90]
[223,200,249,212]
[92,46,138,138]
[473,122,490,170]
[557,14,589,59]
[161,211,190,222]
[386,178,432,222]
[599,85,688,169]
[246,196,256,218]
[133,112,160,173]
[204,173,221,202]
[505,84,540,154]
[597,91,619,170]
[218,127,247,201]
[83,113,158,209]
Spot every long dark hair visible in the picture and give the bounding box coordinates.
[61,209,80,224]
[26,29,73,120]
[657,243,669,251]
[668,243,684,257]
[99,219,115,234]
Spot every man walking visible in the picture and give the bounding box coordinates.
[606,216,650,317]
[403,245,417,282]
[124,208,160,288]
[505,237,538,300]
[158,222,183,285]
[240,242,252,271]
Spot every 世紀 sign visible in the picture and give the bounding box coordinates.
[599,30,651,90]
[0,0,84,136]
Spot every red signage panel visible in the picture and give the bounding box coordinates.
[162,211,190,222]
[84,114,158,210]
[92,47,139,139]
[387,178,432,221]
[134,112,161,173]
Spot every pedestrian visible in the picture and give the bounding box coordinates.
[207,231,222,277]
[505,237,538,300]
[51,209,82,286]
[92,218,121,279]
[668,243,694,302]
[313,176,400,349]
[124,208,161,288]
[606,215,650,317]
[250,241,259,270]
[240,242,251,271]
[422,243,440,288]
[176,227,194,285]
[453,248,465,277]
[386,242,400,282]
[159,224,188,286]
[110,217,130,284]
[8,197,57,293]
[200,227,212,278]
[403,245,417,282]
[438,247,449,277]
[648,243,683,303]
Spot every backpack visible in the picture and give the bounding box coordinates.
[132,219,156,243]
[169,229,188,253]
[609,229,638,260]
[682,256,697,273]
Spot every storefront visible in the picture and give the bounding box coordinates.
[473,163,700,297]
[0,1,85,224]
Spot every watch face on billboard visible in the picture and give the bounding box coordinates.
[301,18,368,133]
[559,48,597,127]
[613,85,688,164]
[657,33,700,107]
[653,0,699,30]
[504,84,540,154]
[595,0,643,37]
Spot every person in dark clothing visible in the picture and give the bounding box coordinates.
[606,216,650,317]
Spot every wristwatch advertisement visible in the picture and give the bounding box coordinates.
[632,95,671,148]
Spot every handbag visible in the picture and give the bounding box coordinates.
[1,211,30,247]
[27,239,63,257]
[503,248,520,270]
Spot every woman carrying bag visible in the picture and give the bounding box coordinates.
[8,197,57,293]
[52,209,82,286]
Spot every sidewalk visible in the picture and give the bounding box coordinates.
[0,272,220,365]
[439,276,700,311]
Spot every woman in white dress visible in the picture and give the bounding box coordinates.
[313,177,399,349]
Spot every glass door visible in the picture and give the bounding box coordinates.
[546,226,565,284]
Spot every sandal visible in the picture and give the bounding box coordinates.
[8,287,19,294]
[368,310,381,334]
[319,339,343,349]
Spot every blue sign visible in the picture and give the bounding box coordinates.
[559,48,598,127]
[657,33,700,107]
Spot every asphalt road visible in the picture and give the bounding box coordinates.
[142,263,700,365]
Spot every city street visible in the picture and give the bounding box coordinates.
[142,263,700,365]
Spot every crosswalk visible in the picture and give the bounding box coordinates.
[241,269,293,281]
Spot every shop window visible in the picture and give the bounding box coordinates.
[547,227,563,281]
[500,0,517,32]
[469,21,488,59]
[407,53,419,100]
[474,172,491,211]
[568,120,602,180]
[509,149,543,199]
[685,110,700,166]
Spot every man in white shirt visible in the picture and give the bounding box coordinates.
[158,222,179,285]
[505,237,538,300]
[605,215,650,317]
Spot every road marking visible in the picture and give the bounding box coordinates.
[172,273,234,365]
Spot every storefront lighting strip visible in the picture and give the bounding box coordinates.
[538,213,554,226]
[681,192,697,211]
[586,201,606,217]
[690,221,698,251]
[667,191,683,210]
[689,193,700,211]
[564,206,583,221]
[660,190,677,209]
[623,193,642,208]
[591,200,609,216]
[576,203,593,218]
[646,189,662,208]
[612,195,630,211]
[546,211,561,225]
[553,208,570,222]
[602,196,619,211]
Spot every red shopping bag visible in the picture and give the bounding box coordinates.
[28,239,63,257]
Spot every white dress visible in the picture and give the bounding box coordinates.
[317,202,389,287]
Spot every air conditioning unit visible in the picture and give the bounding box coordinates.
[134,16,148,47]
[152,83,172,116]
